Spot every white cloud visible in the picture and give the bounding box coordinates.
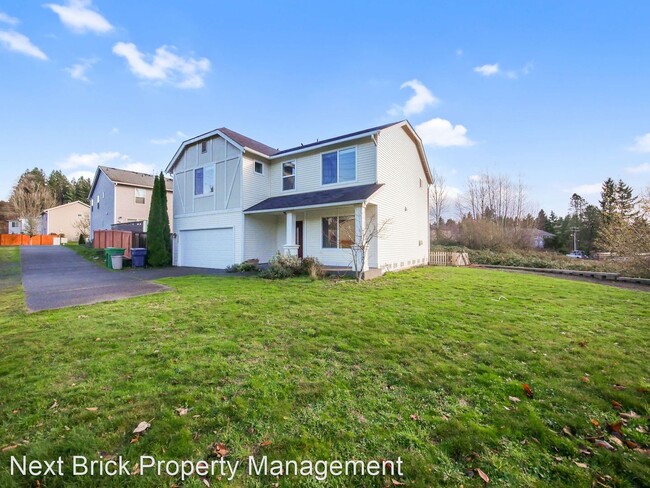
[570,183,602,196]
[628,133,650,153]
[0,30,47,60]
[626,162,650,174]
[112,42,211,89]
[110,127,119,134]
[388,79,438,117]
[0,12,19,25]
[455,48,463,58]
[58,151,156,177]
[67,170,95,180]
[474,63,499,76]
[151,131,187,145]
[415,118,474,147]
[44,0,113,34]
[65,58,96,82]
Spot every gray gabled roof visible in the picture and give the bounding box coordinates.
[244,183,384,214]
[90,166,173,198]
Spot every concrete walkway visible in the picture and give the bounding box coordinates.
[19,246,173,312]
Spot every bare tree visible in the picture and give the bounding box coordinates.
[9,175,56,236]
[430,169,448,230]
[72,213,90,240]
[342,213,391,282]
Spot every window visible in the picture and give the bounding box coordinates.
[201,141,207,153]
[322,215,355,248]
[254,161,264,175]
[135,188,146,204]
[322,147,356,185]
[194,165,215,196]
[282,161,295,191]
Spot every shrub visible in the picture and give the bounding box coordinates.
[259,253,303,280]
[225,261,260,273]
[78,234,86,245]
[301,256,324,280]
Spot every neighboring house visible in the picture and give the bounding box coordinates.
[40,201,90,240]
[524,228,554,248]
[165,120,432,273]
[88,166,173,239]
[7,219,26,234]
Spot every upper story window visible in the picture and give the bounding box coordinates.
[194,165,215,196]
[135,188,146,204]
[201,141,208,153]
[254,161,264,175]
[282,161,295,191]
[322,147,356,185]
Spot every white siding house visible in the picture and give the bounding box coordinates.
[165,121,432,274]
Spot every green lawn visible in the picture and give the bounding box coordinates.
[0,247,648,487]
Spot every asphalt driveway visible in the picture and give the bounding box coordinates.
[20,246,226,312]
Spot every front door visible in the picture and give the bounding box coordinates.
[295,220,304,258]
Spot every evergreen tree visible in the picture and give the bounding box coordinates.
[536,209,548,230]
[599,178,616,223]
[47,170,72,205]
[146,174,170,266]
[614,179,638,220]
[158,172,172,258]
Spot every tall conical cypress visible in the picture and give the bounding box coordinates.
[158,172,172,259]
[147,174,170,266]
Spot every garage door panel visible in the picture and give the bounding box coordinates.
[180,228,234,268]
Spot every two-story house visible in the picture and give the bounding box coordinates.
[165,120,431,274]
[88,166,173,239]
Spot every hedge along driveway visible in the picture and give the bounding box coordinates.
[20,246,168,312]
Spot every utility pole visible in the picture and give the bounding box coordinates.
[571,226,579,252]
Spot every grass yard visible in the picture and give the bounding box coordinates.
[0,247,649,487]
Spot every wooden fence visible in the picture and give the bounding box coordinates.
[429,251,470,266]
[93,230,133,258]
[0,234,55,246]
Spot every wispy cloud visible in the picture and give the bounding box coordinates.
[112,42,211,89]
[570,183,602,196]
[65,58,97,82]
[388,79,438,117]
[474,62,533,79]
[44,0,113,34]
[0,12,19,25]
[626,162,650,174]
[109,127,119,134]
[474,63,499,77]
[0,30,47,60]
[57,151,156,176]
[415,118,474,147]
[455,48,463,58]
[151,131,187,145]
[628,133,650,153]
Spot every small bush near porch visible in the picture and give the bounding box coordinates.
[0,247,648,487]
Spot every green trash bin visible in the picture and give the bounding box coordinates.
[105,248,125,269]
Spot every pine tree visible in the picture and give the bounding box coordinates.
[146,174,170,266]
[158,172,172,259]
[536,209,548,230]
[615,179,638,220]
[599,178,616,224]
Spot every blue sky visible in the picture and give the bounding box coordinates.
[1,0,649,216]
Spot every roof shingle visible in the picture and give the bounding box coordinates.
[100,166,173,190]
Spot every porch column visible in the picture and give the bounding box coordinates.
[283,211,299,256]
[353,204,368,272]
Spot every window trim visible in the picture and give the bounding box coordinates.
[254,161,265,175]
[281,160,296,192]
[194,164,216,198]
[200,140,208,154]
[134,187,146,205]
[321,214,356,249]
[320,145,358,187]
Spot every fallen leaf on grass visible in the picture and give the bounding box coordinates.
[12,409,19,414]
[608,436,624,448]
[175,407,189,416]
[611,400,623,411]
[1,444,19,452]
[595,440,616,451]
[590,419,599,427]
[554,456,563,462]
[634,448,650,457]
[579,448,592,456]
[562,426,573,437]
[574,462,589,469]
[259,441,273,447]
[131,463,139,475]
[522,384,534,399]
[624,440,639,449]
[201,478,210,487]
[130,436,139,444]
[85,407,98,412]
[49,400,58,410]
[581,377,590,383]
[212,442,229,458]
[133,421,151,434]
[475,468,490,483]
[389,480,406,486]
[508,396,520,403]
[619,411,640,420]
[612,384,626,390]
[578,341,587,348]
[606,421,623,434]
[410,414,420,421]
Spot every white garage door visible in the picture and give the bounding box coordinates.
[179,228,234,269]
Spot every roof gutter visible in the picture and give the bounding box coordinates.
[268,130,381,160]
[244,199,368,215]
